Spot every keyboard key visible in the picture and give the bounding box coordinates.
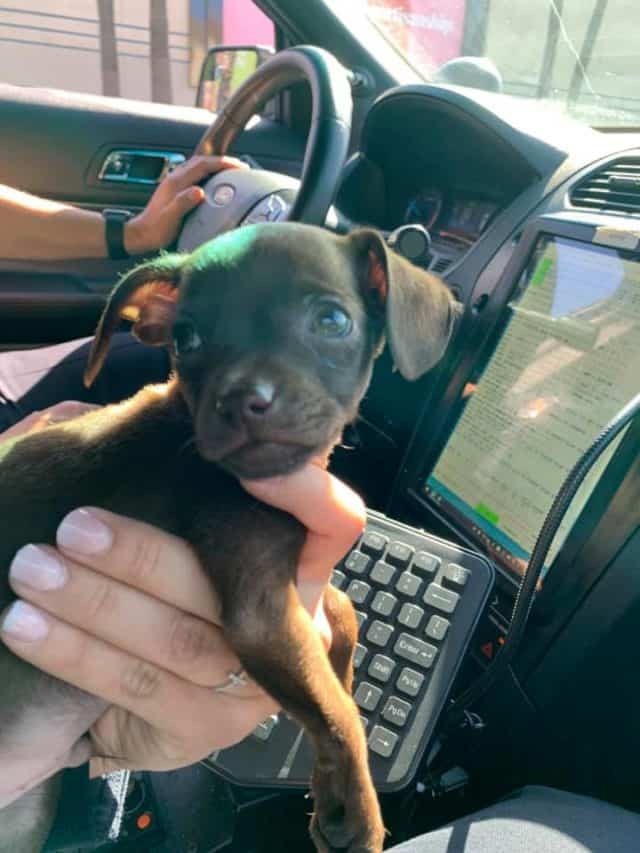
[396,572,421,597]
[355,682,383,712]
[394,633,438,669]
[361,531,388,557]
[397,667,424,698]
[398,603,424,630]
[353,643,367,669]
[355,610,367,629]
[370,560,396,586]
[360,716,369,730]
[369,725,398,758]
[425,614,450,641]
[253,716,278,741]
[412,551,441,575]
[367,620,394,648]
[387,541,414,567]
[444,563,471,587]
[345,550,371,576]
[423,583,460,614]
[371,591,398,617]
[382,696,412,728]
[347,579,371,605]
[331,569,346,589]
[368,654,395,683]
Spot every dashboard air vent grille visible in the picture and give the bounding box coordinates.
[432,257,451,274]
[570,158,640,216]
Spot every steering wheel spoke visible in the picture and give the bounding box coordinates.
[242,191,296,227]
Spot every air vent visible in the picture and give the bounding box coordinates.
[570,157,640,216]
[431,257,452,274]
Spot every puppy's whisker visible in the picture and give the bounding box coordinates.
[178,435,198,456]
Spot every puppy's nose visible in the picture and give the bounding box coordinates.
[243,381,276,417]
[216,381,276,425]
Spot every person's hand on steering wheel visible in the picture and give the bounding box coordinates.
[124,154,246,256]
[0,154,246,262]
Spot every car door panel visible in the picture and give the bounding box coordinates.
[0,84,305,201]
[0,84,306,345]
[0,258,127,348]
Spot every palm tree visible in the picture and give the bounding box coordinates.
[150,0,173,103]
[97,0,120,97]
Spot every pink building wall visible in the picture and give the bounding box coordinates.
[223,0,275,46]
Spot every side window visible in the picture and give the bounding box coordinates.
[0,1,275,106]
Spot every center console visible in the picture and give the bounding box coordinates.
[392,212,640,647]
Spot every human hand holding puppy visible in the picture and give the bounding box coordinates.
[0,458,362,781]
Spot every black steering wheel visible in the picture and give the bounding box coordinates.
[178,46,353,252]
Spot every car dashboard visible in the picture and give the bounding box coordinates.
[337,86,547,278]
[331,81,640,583]
[332,82,640,468]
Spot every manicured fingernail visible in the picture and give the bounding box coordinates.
[1,601,49,642]
[10,545,67,590]
[57,508,113,555]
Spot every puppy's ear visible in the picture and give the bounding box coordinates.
[84,253,185,388]
[349,229,462,380]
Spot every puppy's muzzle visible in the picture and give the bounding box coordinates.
[195,368,342,478]
[214,380,277,430]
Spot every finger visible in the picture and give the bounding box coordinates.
[242,464,366,584]
[8,544,238,686]
[169,155,246,192]
[0,603,277,745]
[171,186,205,218]
[242,464,365,544]
[54,508,221,623]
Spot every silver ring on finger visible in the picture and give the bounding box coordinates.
[212,668,249,693]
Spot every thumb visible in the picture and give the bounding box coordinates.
[243,466,365,629]
[173,186,205,217]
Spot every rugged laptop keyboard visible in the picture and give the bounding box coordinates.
[204,510,494,792]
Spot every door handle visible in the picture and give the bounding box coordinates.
[99,150,186,185]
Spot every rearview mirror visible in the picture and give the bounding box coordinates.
[196,45,275,113]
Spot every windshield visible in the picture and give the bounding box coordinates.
[323,0,640,128]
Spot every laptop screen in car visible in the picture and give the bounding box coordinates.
[424,234,640,580]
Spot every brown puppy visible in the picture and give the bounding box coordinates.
[0,222,460,852]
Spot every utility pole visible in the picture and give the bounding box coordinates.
[150,0,173,103]
[97,0,120,97]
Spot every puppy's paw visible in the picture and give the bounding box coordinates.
[310,815,385,853]
[309,766,385,853]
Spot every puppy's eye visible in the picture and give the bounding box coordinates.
[310,304,353,338]
[173,322,202,356]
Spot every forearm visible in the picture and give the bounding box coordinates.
[0,157,242,262]
[0,184,108,261]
